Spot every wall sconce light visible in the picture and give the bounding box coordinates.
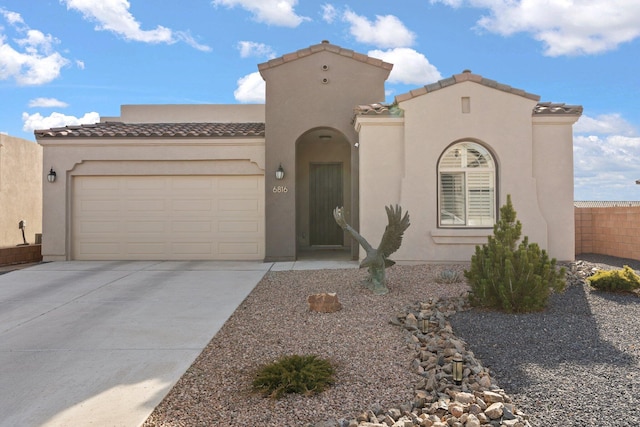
[275,164,285,180]
[47,167,57,183]
[452,356,464,385]
[418,318,429,334]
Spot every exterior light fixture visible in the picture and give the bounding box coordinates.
[47,168,57,183]
[452,356,464,385]
[275,164,285,180]
[418,318,429,334]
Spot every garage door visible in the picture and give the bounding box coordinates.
[72,175,264,260]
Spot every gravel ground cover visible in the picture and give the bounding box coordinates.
[143,264,468,427]
[451,254,640,427]
[144,255,640,427]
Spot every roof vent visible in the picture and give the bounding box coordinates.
[462,69,472,73]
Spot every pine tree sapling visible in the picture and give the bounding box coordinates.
[464,195,565,312]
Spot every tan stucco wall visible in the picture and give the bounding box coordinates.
[0,134,42,247]
[37,136,264,261]
[260,46,391,261]
[356,81,577,262]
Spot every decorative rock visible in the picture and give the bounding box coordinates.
[454,392,475,404]
[465,414,481,427]
[482,391,504,404]
[448,404,464,418]
[307,293,342,313]
[484,402,504,420]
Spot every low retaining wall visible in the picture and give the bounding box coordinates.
[0,244,42,267]
[575,206,640,261]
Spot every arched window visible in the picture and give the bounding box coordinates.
[438,142,496,227]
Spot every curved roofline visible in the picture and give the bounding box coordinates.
[258,40,393,74]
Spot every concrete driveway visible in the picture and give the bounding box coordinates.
[0,260,273,427]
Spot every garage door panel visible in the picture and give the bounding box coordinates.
[219,242,260,255]
[172,199,212,212]
[219,220,259,233]
[72,175,264,260]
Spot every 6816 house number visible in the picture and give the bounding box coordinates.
[272,185,288,193]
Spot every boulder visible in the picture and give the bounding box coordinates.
[307,292,342,313]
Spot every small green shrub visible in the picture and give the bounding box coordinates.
[464,195,565,313]
[252,354,335,399]
[436,269,463,284]
[588,266,640,293]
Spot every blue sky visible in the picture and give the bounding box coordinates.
[0,0,639,200]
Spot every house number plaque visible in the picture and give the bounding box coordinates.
[272,185,288,193]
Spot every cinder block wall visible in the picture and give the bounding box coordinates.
[575,207,640,261]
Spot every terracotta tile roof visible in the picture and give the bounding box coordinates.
[395,71,541,103]
[533,102,583,116]
[258,41,393,72]
[34,122,265,138]
[353,103,403,116]
[574,201,640,208]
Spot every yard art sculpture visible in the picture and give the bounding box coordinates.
[333,205,410,295]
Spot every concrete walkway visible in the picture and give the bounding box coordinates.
[0,259,356,427]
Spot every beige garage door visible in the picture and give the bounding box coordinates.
[72,175,264,260]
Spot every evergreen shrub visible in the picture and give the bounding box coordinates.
[588,266,640,293]
[464,195,565,312]
[252,354,335,399]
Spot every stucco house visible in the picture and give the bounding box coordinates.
[35,41,582,263]
[0,134,42,247]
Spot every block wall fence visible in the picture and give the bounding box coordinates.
[575,206,640,261]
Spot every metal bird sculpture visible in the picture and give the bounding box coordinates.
[333,205,410,294]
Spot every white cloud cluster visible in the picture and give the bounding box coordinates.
[0,8,70,85]
[575,113,637,136]
[213,0,309,27]
[22,111,100,132]
[63,0,211,51]
[234,72,265,103]
[237,41,276,59]
[573,114,640,200]
[28,97,69,108]
[431,0,640,56]
[343,10,416,49]
[369,48,442,85]
[321,4,337,24]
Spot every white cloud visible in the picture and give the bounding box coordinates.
[213,0,309,27]
[321,4,337,23]
[368,48,442,85]
[573,112,640,199]
[574,134,640,200]
[63,0,211,50]
[28,98,69,108]
[0,11,70,85]
[234,71,265,103]
[575,113,637,137]
[343,10,416,48]
[22,111,100,132]
[431,0,640,56]
[237,41,276,59]
[0,8,24,26]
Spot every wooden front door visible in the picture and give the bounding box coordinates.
[309,163,343,246]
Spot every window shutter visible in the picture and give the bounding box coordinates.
[440,173,465,224]
[467,171,494,225]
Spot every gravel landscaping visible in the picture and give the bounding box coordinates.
[144,255,640,427]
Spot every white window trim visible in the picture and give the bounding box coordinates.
[438,142,496,228]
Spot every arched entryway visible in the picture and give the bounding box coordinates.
[296,127,353,259]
